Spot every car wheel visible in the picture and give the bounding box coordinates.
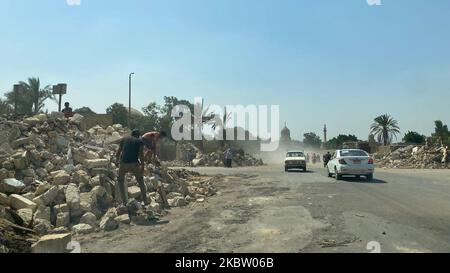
[327,169,333,178]
[303,167,307,172]
[335,169,342,180]
[366,174,373,181]
[285,167,289,172]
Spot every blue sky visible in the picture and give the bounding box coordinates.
[1,0,450,141]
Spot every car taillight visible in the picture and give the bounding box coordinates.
[339,159,347,164]
[368,158,374,164]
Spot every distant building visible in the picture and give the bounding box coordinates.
[280,123,292,145]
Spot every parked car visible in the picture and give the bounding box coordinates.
[326,149,374,181]
[285,151,307,172]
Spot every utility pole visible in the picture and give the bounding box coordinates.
[128,72,135,128]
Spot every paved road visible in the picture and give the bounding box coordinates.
[80,165,450,253]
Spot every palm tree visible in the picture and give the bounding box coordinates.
[18,77,54,114]
[370,114,401,146]
[6,77,55,115]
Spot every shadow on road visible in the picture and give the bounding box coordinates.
[285,169,314,173]
[339,176,387,184]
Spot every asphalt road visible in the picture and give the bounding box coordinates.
[79,164,450,253]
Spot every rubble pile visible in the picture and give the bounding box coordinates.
[173,143,264,167]
[375,145,449,169]
[0,114,217,253]
[192,151,264,167]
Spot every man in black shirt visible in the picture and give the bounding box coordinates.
[115,129,148,205]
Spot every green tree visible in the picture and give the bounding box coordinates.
[303,132,322,148]
[5,77,54,114]
[106,103,128,127]
[0,99,13,116]
[326,134,359,149]
[432,120,450,145]
[74,107,96,116]
[403,131,426,144]
[370,114,401,146]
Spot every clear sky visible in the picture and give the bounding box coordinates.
[1,0,449,141]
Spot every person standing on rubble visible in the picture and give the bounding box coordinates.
[115,129,148,205]
[141,131,168,164]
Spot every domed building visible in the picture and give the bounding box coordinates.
[280,123,292,144]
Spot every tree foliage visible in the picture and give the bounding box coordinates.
[432,120,450,145]
[326,134,359,149]
[106,103,128,127]
[303,132,322,148]
[370,114,401,146]
[403,131,426,144]
[4,77,54,115]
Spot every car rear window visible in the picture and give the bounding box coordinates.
[287,152,304,157]
[340,150,367,157]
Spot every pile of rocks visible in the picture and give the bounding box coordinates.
[174,143,264,167]
[0,114,217,253]
[192,151,264,167]
[375,145,449,169]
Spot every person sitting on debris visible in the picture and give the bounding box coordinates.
[141,131,168,164]
[223,148,234,168]
[116,129,148,205]
[62,102,74,118]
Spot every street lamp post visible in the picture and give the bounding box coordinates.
[128,72,135,128]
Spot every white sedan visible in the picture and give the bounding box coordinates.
[326,149,375,181]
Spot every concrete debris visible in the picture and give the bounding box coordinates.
[375,145,449,169]
[31,233,72,253]
[166,143,264,168]
[72,223,94,235]
[0,114,218,248]
[0,178,25,194]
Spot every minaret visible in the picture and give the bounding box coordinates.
[323,124,327,143]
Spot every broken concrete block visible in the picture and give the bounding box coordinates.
[9,194,37,211]
[91,185,106,197]
[35,182,51,196]
[53,203,70,214]
[80,212,97,227]
[56,212,70,228]
[128,186,141,199]
[79,192,97,213]
[0,192,9,206]
[99,215,118,231]
[89,175,101,187]
[33,186,59,206]
[72,170,89,185]
[12,151,29,170]
[17,208,33,226]
[0,178,25,194]
[34,205,51,222]
[72,223,94,235]
[51,170,71,185]
[85,159,109,169]
[11,137,34,149]
[168,196,187,207]
[31,233,72,253]
[115,214,131,224]
[33,219,53,236]
[65,183,80,211]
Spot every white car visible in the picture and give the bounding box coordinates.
[285,151,307,172]
[326,149,374,181]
